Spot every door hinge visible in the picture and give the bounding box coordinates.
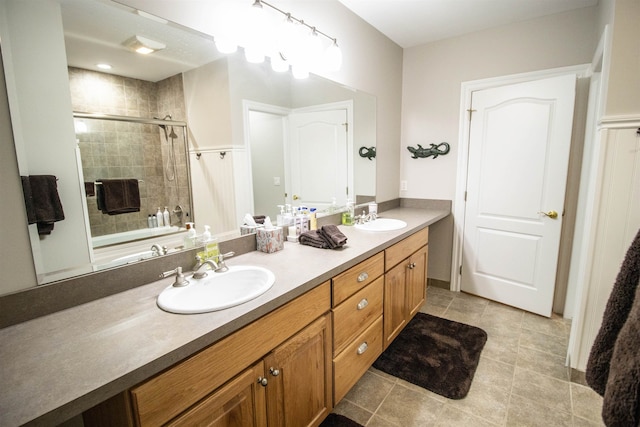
[343,122,349,132]
[467,108,476,121]
[464,191,467,201]
[459,265,463,275]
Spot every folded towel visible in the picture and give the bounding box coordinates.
[253,215,266,224]
[586,228,640,396]
[96,179,140,215]
[23,175,65,235]
[299,230,330,249]
[318,224,347,249]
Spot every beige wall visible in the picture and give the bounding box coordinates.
[400,7,598,281]
[604,0,640,117]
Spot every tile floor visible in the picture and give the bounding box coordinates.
[331,286,605,426]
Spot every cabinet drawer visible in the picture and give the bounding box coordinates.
[332,277,383,356]
[333,316,383,403]
[130,281,331,427]
[385,227,429,271]
[332,252,384,306]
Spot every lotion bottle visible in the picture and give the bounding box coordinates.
[156,207,164,227]
[163,207,170,227]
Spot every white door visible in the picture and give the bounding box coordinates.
[288,110,348,207]
[461,75,576,316]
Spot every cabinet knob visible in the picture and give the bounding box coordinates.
[407,262,416,269]
[357,272,369,282]
[357,298,369,310]
[269,367,280,376]
[357,342,369,355]
[257,377,268,386]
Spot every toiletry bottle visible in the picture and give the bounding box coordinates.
[147,214,153,228]
[276,205,286,227]
[330,197,337,214]
[156,207,164,227]
[163,207,170,227]
[309,208,317,230]
[183,222,196,248]
[342,198,354,226]
[202,225,219,260]
[152,213,158,228]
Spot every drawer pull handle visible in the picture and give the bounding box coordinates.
[257,377,268,386]
[357,272,369,282]
[269,367,280,376]
[357,342,368,355]
[357,298,369,310]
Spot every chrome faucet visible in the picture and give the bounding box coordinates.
[192,251,236,279]
[151,244,167,256]
[355,210,378,224]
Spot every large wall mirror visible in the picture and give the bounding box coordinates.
[1,0,376,289]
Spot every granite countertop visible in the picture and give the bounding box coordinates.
[0,207,449,426]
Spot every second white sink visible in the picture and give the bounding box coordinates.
[355,218,408,232]
[157,266,275,314]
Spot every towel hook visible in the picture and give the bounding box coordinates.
[219,151,226,159]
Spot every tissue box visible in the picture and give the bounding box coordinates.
[241,224,264,235]
[256,227,284,253]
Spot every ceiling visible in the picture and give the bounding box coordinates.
[337,0,598,48]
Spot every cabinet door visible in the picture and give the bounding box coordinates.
[407,245,428,319]
[167,362,267,427]
[383,262,407,348]
[264,314,332,427]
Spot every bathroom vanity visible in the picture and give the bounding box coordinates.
[0,206,448,426]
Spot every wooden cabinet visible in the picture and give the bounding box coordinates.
[265,314,332,427]
[331,253,384,403]
[85,282,331,427]
[383,228,429,348]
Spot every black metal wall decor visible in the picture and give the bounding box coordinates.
[407,142,450,159]
[359,146,376,160]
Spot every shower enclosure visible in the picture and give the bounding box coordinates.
[73,112,193,247]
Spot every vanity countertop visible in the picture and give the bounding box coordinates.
[0,207,449,426]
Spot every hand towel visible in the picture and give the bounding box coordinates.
[96,179,140,215]
[24,175,65,235]
[299,230,330,249]
[586,228,640,396]
[318,224,347,249]
[84,181,95,197]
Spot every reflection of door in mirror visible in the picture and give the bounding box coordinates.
[68,68,192,248]
[247,101,353,221]
[289,109,349,208]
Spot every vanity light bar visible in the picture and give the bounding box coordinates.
[256,0,338,46]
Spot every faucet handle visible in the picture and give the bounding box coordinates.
[218,251,235,262]
[160,266,189,287]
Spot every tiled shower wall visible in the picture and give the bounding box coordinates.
[68,67,190,237]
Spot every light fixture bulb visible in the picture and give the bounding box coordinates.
[96,63,112,70]
[270,53,289,72]
[245,46,265,64]
[324,39,342,72]
[215,38,238,54]
[291,64,309,79]
[124,35,165,55]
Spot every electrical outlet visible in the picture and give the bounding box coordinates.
[400,180,408,191]
[273,177,281,186]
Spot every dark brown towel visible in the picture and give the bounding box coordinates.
[299,230,330,249]
[586,228,640,396]
[21,176,36,224]
[96,179,140,215]
[602,278,640,426]
[253,215,266,225]
[84,181,95,197]
[23,175,65,235]
[318,224,347,249]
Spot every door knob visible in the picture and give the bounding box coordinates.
[293,194,300,200]
[538,210,558,219]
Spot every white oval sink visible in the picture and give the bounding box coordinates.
[355,218,408,232]
[157,266,275,314]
